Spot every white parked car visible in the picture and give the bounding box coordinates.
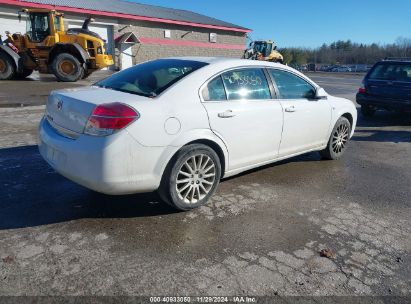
[39,57,357,210]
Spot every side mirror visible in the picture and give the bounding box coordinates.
[315,87,328,99]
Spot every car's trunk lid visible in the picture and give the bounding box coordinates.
[46,87,150,135]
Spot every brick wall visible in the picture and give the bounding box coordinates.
[114,19,247,68]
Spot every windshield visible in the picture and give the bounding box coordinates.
[54,16,62,32]
[369,63,411,82]
[96,59,209,97]
[26,12,50,42]
[254,42,272,57]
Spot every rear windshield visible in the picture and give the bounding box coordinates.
[96,59,208,97]
[369,63,411,82]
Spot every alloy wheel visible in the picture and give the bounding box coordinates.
[332,123,349,154]
[175,154,216,204]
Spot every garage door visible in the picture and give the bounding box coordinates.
[0,16,26,38]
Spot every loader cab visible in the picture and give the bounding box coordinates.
[254,41,274,58]
[23,10,63,43]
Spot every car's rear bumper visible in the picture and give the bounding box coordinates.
[38,117,167,195]
[356,93,411,111]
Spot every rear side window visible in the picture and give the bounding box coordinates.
[202,76,227,101]
[221,68,271,100]
[269,69,315,99]
[96,59,208,97]
[369,63,411,82]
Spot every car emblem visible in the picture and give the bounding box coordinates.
[56,100,63,111]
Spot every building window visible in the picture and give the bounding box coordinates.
[209,33,217,43]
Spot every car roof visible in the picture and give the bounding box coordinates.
[379,59,411,64]
[160,56,319,89]
[163,56,295,70]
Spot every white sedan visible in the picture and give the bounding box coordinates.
[39,57,357,210]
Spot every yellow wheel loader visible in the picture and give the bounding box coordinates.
[243,40,283,63]
[0,9,113,82]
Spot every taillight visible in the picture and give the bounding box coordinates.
[84,102,139,136]
[358,81,366,93]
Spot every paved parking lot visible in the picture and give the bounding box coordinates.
[0,72,410,298]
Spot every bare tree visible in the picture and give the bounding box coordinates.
[279,37,411,66]
[395,36,411,57]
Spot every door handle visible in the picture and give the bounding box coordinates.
[218,110,236,118]
[284,106,296,112]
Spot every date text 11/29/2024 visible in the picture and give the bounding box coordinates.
[149,296,257,303]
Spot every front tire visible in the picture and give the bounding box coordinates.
[320,117,351,160]
[51,53,84,82]
[0,52,16,80]
[159,144,221,211]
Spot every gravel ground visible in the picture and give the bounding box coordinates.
[0,73,410,300]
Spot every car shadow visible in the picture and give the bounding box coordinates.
[352,110,411,143]
[2,109,409,230]
[0,145,178,230]
[223,150,324,182]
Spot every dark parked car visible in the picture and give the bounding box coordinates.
[356,59,411,116]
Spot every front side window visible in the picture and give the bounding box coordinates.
[369,63,411,82]
[96,59,208,97]
[54,16,62,32]
[269,69,315,99]
[202,76,226,101]
[26,13,50,42]
[221,68,271,100]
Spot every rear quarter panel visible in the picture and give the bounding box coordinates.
[125,68,214,148]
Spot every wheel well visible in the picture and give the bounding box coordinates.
[0,49,17,70]
[341,112,353,127]
[49,45,84,64]
[185,139,226,176]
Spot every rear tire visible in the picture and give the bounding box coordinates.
[51,53,84,82]
[361,105,376,117]
[0,52,16,80]
[158,144,221,211]
[320,117,351,160]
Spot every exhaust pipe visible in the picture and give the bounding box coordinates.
[82,17,95,30]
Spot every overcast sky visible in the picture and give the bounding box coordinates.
[130,0,411,48]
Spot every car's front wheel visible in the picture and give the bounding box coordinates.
[320,117,351,160]
[159,144,221,211]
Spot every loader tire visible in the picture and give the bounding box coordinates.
[52,53,84,82]
[0,52,16,80]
